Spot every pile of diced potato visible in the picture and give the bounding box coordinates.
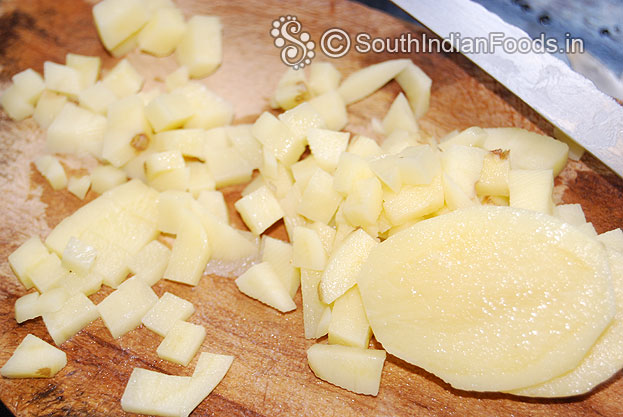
[2,0,623,414]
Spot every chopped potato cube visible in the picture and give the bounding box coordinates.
[157,320,206,366]
[235,186,284,235]
[138,7,186,57]
[1,334,67,378]
[142,292,195,337]
[176,15,222,78]
[34,155,67,190]
[62,236,97,275]
[261,236,300,298]
[93,0,149,51]
[13,68,45,104]
[297,169,342,224]
[90,165,127,194]
[15,292,40,323]
[103,59,144,98]
[163,210,210,286]
[145,92,193,132]
[66,53,100,89]
[509,169,554,214]
[28,253,67,293]
[97,278,158,338]
[306,128,350,172]
[300,268,330,339]
[42,293,99,345]
[235,262,296,313]
[128,240,171,286]
[292,226,327,271]
[338,59,409,104]
[46,102,107,156]
[328,286,372,348]
[44,61,81,97]
[33,91,66,129]
[307,344,386,396]
[8,236,49,289]
[67,175,91,200]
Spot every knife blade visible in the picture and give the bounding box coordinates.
[391,0,623,178]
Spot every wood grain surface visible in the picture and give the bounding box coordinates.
[1,0,623,416]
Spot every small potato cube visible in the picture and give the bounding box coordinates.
[509,169,554,214]
[308,90,348,131]
[320,229,378,304]
[34,155,67,190]
[153,129,206,160]
[309,62,341,96]
[62,237,97,275]
[42,293,99,345]
[306,344,386,396]
[145,92,193,132]
[291,157,322,191]
[395,61,432,119]
[59,270,103,297]
[193,205,259,261]
[157,320,206,366]
[66,53,101,89]
[347,135,382,159]
[103,59,144,98]
[90,165,127,194]
[8,236,50,289]
[382,92,418,135]
[97,278,158,338]
[138,7,186,57]
[235,262,296,313]
[252,112,303,167]
[128,240,171,286]
[369,155,401,192]
[33,91,66,129]
[121,368,191,416]
[438,126,486,151]
[142,292,195,337]
[164,210,210,286]
[234,186,284,235]
[186,161,216,196]
[67,176,91,200]
[292,227,326,271]
[79,230,132,288]
[397,145,441,186]
[44,61,81,97]
[342,176,383,227]
[338,59,409,104]
[0,334,67,378]
[196,190,228,223]
[278,102,326,143]
[28,253,67,293]
[177,83,233,130]
[261,236,299,298]
[307,128,350,172]
[12,68,45,105]
[301,268,330,339]
[150,167,191,192]
[15,292,40,323]
[1,84,34,121]
[78,81,117,115]
[93,0,149,51]
[145,150,185,180]
[165,66,189,92]
[226,124,263,169]
[176,15,222,78]
[328,286,372,348]
[46,102,107,156]
[297,169,342,224]
[38,287,70,315]
[476,150,510,197]
[383,175,444,226]
[270,68,309,110]
[333,152,375,195]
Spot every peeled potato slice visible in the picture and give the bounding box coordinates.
[510,248,623,397]
[357,206,615,392]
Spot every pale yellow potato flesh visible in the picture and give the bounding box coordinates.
[510,249,623,397]
[357,206,615,392]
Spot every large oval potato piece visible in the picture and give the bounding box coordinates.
[357,206,615,392]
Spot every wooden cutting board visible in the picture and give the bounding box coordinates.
[1,0,622,416]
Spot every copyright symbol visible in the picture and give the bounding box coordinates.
[320,28,351,58]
